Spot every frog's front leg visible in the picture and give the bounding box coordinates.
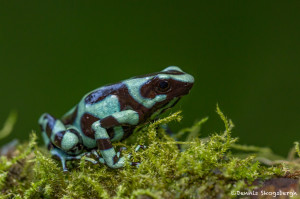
[92,122,125,168]
[92,110,140,169]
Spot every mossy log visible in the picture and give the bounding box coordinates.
[0,108,299,199]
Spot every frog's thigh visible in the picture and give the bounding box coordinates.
[92,121,125,169]
[39,113,82,153]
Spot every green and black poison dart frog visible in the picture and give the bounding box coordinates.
[39,66,194,171]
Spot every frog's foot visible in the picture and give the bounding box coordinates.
[50,147,72,172]
[127,145,146,158]
[88,149,105,164]
[50,147,103,172]
[93,119,146,169]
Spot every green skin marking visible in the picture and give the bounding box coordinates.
[123,78,167,109]
[38,66,194,171]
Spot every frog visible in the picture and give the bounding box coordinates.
[38,66,194,171]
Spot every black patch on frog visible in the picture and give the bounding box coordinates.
[100,116,120,128]
[120,126,135,141]
[117,86,148,116]
[45,125,52,138]
[132,71,185,79]
[53,131,66,148]
[80,113,100,139]
[43,114,56,138]
[84,83,124,104]
[62,106,78,125]
[47,143,54,150]
[131,162,139,166]
[113,154,119,164]
[39,124,43,132]
[107,128,115,140]
[54,129,83,152]
[97,138,112,150]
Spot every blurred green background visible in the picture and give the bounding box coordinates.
[0,1,299,156]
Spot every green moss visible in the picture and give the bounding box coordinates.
[0,107,298,199]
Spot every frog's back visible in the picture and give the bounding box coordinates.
[73,82,125,123]
[62,82,138,138]
[83,83,124,105]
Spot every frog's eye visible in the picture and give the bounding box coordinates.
[156,80,170,92]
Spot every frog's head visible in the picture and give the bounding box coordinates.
[142,66,194,98]
[129,66,194,120]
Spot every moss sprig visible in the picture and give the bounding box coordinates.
[295,142,300,158]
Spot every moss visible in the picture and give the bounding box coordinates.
[0,107,299,199]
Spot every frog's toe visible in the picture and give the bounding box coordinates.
[81,156,99,165]
[116,146,127,159]
[63,168,69,173]
[126,145,146,164]
[120,146,127,152]
[90,150,105,164]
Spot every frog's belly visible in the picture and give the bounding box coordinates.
[74,95,121,149]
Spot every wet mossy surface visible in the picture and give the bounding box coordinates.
[0,107,299,199]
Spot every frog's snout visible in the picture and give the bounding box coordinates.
[182,82,194,95]
[185,82,194,90]
[183,73,194,91]
[185,74,195,84]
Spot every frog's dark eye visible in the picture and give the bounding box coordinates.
[156,80,170,92]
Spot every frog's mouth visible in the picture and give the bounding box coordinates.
[160,97,181,114]
[179,82,194,96]
[149,97,181,120]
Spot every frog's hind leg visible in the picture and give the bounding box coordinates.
[39,113,107,171]
[39,113,84,155]
[39,115,52,150]
[38,113,89,171]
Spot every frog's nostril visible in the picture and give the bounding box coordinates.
[184,82,193,89]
